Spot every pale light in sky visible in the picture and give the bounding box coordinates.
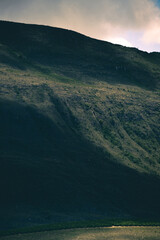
[0,0,160,52]
[104,37,133,48]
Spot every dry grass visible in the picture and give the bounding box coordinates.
[1,227,160,240]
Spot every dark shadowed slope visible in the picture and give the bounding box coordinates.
[0,20,160,230]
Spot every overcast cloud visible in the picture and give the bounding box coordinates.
[0,0,160,52]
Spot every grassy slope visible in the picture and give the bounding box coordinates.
[1,226,160,240]
[0,21,160,229]
[1,219,160,237]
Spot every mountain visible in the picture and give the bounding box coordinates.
[0,20,160,230]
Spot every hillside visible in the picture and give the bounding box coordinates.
[0,20,160,230]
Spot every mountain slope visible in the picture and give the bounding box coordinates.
[0,20,160,89]
[0,20,160,230]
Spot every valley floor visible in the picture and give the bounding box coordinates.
[1,227,160,240]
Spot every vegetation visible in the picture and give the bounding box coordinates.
[0,219,160,237]
[0,20,160,230]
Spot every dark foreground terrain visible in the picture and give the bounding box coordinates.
[0,20,160,229]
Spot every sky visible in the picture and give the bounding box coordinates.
[0,0,160,52]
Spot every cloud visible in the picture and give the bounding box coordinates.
[106,37,133,47]
[0,0,160,52]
